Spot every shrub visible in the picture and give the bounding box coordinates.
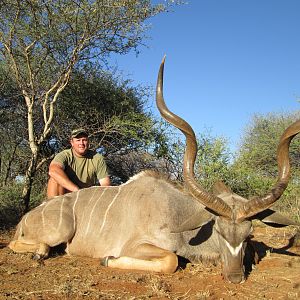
[0,184,24,229]
[0,183,45,229]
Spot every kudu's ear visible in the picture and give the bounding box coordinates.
[251,209,299,227]
[171,209,214,233]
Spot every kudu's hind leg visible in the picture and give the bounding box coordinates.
[8,240,50,259]
[101,243,178,273]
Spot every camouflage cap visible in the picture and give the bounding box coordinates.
[71,128,88,138]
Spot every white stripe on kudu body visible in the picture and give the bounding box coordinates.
[58,196,65,230]
[41,201,47,228]
[85,188,107,236]
[99,186,122,235]
[72,190,80,232]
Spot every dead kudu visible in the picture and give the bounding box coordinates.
[9,58,299,283]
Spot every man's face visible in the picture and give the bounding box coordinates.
[70,136,89,156]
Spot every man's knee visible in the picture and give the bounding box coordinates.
[47,178,65,199]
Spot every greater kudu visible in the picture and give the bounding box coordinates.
[9,58,299,283]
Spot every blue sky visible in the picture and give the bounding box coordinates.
[109,0,300,152]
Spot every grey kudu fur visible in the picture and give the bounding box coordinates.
[9,58,300,283]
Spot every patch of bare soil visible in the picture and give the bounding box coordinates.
[1,225,300,300]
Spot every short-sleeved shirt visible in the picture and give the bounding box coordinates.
[52,148,108,189]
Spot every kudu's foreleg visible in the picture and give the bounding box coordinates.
[101,243,178,273]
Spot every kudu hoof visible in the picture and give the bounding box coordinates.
[32,253,45,261]
[100,256,115,267]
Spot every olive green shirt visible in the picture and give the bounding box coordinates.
[52,149,108,189]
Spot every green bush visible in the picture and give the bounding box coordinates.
[0,184,24,229]
[272,183,300,223]
[0,183,45,229]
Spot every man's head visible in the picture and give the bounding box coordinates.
[70,128,89,156]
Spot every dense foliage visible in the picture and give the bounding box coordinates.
[231,112,300,196]
[0,0,176,210]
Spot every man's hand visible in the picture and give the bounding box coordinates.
[100,176,111,186]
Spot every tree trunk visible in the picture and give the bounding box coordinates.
[3,144,18,186]
[21,151,38,213]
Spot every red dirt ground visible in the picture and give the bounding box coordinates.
[0,224,300,299]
